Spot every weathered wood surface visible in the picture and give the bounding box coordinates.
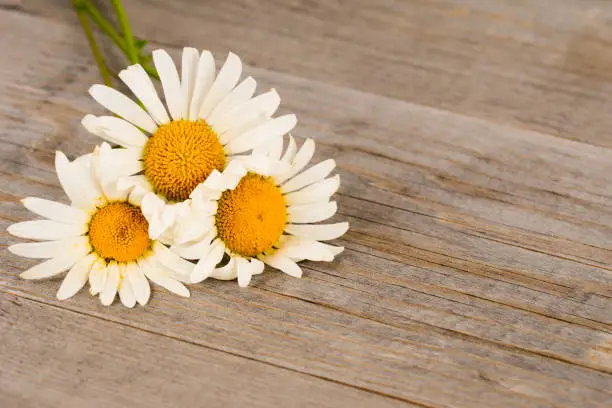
[1,1,611,407]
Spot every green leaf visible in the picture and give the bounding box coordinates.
[134,39,148,50]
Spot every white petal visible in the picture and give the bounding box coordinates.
[189,193,218,215]
[56,254,96,300]
[82,115,148,148]
[280,135,298,164]
[99,145,142,170]
[99,143,142,175]
[119,175,153,194]
[231,154,288,177]
[325,244,345,257]
[140,193,169,238]
[73,152,93,166]
[8,220,87,241]
[250,258,265,275]
[153,49,183,121]
[252,132,283,160]
[20,244,89,280]
[202,169,232,191]
[161,204,179,228]
[236,257,253,287]
[215,160,249,189]
[226,114,297,154]
[281,159,336,193]
[89,145,104,187]
[81,115,124,147]
[284,238,336,262]
[128,262,151,305]
[189,182,221,209]
[181,47,199,118]
[144,264,190,298]
[96,145,143,201]
[189,50,215,119]
[216,89,280,141]
[118,265,137,308]
[156,228,175,247]
[99,178,129,204]
[153,242,194,281]
[284,175,340,206]
[89,259,107,295]
[288,201,337,224]
[83,150,108,207]
[120,176,154,206]
[171,231,214,260]
[89,85,157,133]
[285,222,349,241]
[21,197,88,225]
[276,139,315,184]
[199,52,242,118]
[261,253,302,278]
[119,64,170,125]
[207,76,256,126]
[267,134,285,161]
[148,214,167,240]
[225,159,250,177]
[100,262,120,306]
[209,258,237,280]
[191,239,225,283]
[173,214,215,245]
[55,151,104,211]
[9,236,89,259]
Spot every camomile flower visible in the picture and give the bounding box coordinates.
[82,47,297,240]
[7,144,194,307]
[171,137,349,287]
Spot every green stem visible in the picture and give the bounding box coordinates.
[110,0,138,64]
[74,0,159,82]
[82,0,159,79]
[71,0,113,86]
[82,0,129,55]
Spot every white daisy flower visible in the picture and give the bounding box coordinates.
[7,144,194,307]
[81,47,297,241]
[171,137,349,287]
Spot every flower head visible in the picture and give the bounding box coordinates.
[82,47,296,239]
[171,137,348,287]
[7,144,194,307]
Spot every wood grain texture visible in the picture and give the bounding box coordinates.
[0,1,611,407]
[14,0,612,147]
[0,294,409,408]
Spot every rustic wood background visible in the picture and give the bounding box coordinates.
[1,1,612,407]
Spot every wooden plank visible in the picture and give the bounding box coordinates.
[0,4,611,408]
[3,271,611,408]
[0,293,410,408]
[12,0,612,147]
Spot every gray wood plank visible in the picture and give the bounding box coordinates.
[13,0,612,147]
[0,293,410,408]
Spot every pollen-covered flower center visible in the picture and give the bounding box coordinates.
[215,173,287,257]
[143,119,226,202]
[89,202,150,263]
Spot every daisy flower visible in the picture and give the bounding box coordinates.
[171,137,349,287]
[81,47,297,240]
[7,144,194,307]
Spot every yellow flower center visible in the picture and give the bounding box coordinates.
[215,173,287,257]
[88,202,150,263]
[143,119,226,202]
